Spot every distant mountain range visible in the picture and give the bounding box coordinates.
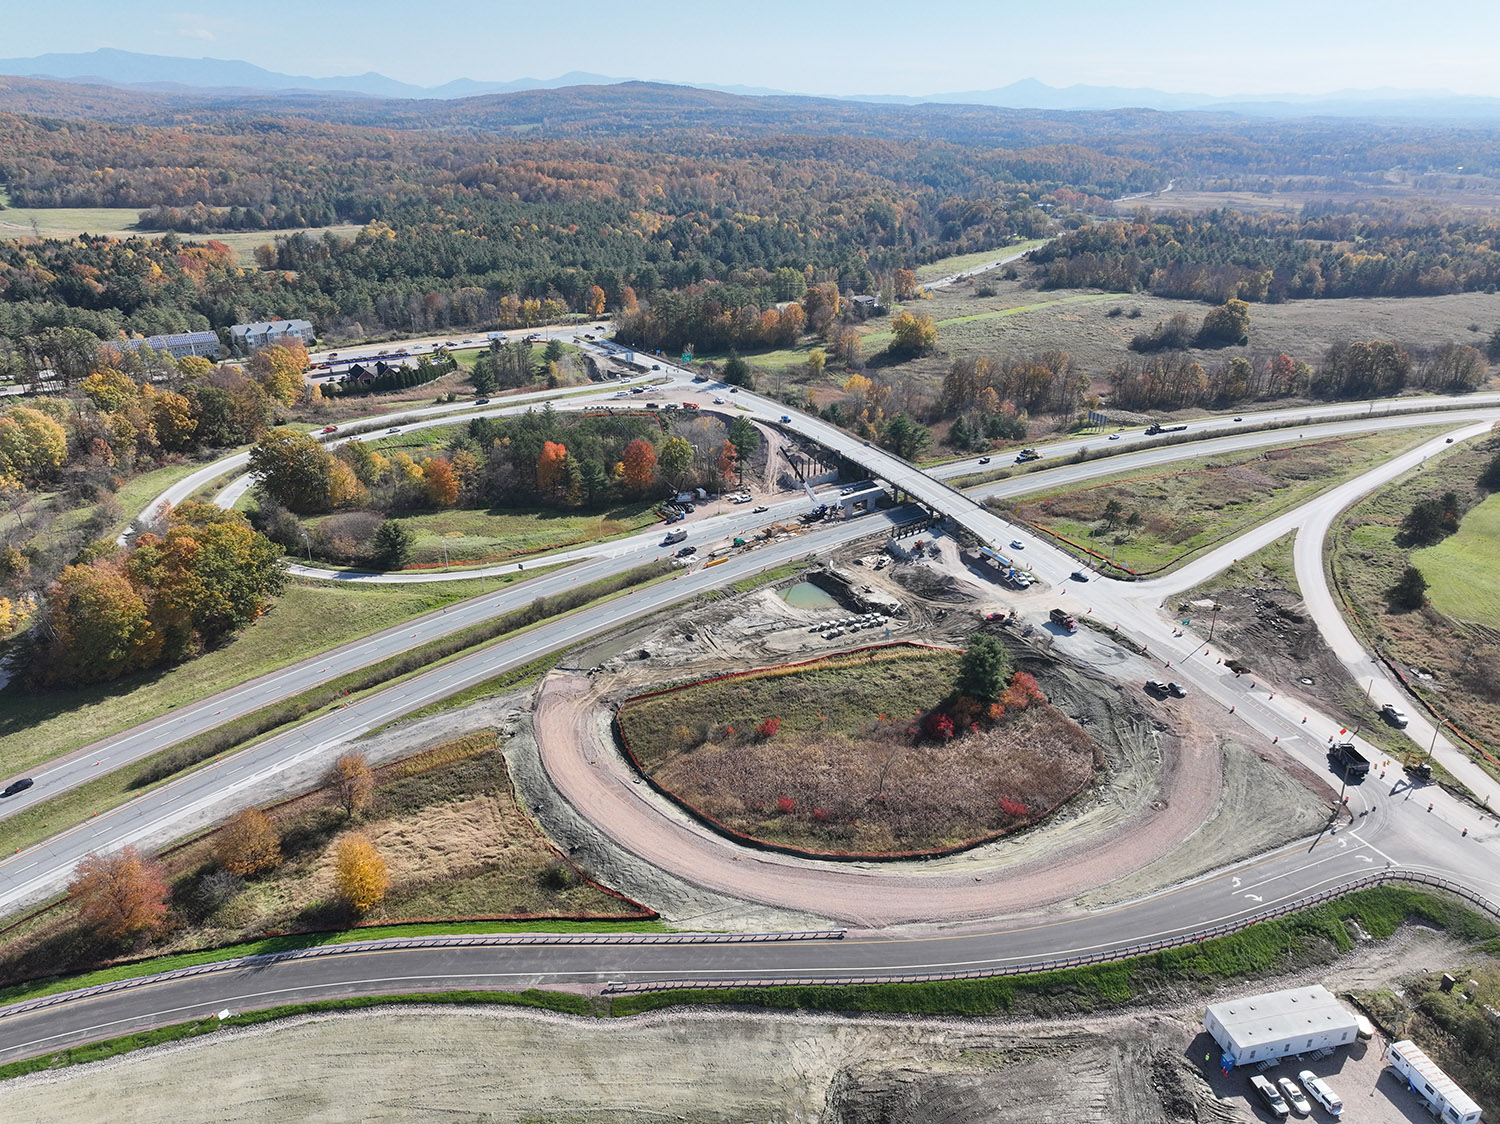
[4,48,1500,120]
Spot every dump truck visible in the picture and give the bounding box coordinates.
[1049,607,1078,632]
[1330,741,1371,781]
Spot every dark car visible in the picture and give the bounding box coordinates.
[1145,679,1169,695]
[676,545,697,557]
[651,364,661,370]
[475,398,491,405]
[1167,682,1188,698]
[1070,570,1088,582]
[978,456,991,464]
[1,778,34,798]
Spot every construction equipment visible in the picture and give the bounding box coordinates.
[1402,752,1433,783]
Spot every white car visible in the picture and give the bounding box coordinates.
[1297,1071,1342,1117]
[1276,1076,1312,1117]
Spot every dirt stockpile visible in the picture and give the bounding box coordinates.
[617,646,1098,856]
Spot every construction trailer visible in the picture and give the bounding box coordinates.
[1203,985,1360,1068]
[1387,1040,1482,1124]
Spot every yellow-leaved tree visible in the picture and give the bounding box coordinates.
[332,832,389,912]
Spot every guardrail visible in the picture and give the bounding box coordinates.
[600,871,1499,994]
[0,929,845,1023]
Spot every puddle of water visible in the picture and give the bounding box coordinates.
[782,582,839,611]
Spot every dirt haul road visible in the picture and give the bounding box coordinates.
[534,662,1286,927]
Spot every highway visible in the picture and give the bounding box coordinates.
[3,349,1499,1061]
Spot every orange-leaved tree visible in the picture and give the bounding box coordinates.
[422,456,459,507]
[216,807,282,877]
[68,846,170,942]
[332,832,389,912]
[586,284,607,317]
[535,441,569,501]
[621,438,657,495]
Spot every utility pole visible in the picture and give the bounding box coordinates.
[1207,601,1221,645]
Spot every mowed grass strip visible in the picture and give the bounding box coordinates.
[611,885,1496,1017]
[1413,491,1500,628]
[0,885,1487,1081]
[0,576,508,778]
[0,561,671,857]
[1003,428,1449,574]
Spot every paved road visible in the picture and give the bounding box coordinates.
[0,801,1493,1064]
[4,376,1499,1058]
[12,405,1500,867]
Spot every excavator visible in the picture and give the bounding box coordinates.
[1402,751,1433,783]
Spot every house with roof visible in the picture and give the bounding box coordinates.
[115,330,223,361]
[229,319,316,354]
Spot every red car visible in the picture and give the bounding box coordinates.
[321,425,339,434]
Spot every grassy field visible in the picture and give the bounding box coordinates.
[0,576,503,778]
[913,239,1050,282]
[0,202,142,240]
[618,645,1097,854]
[1329,432,1500,766]
[1414,492,1500,628]
[0,192,364,267]
[0,733,651,993]
[1184,532,1302,600]
[1001,428,1446,575]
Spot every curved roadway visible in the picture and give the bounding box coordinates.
[4,365,1500,1059]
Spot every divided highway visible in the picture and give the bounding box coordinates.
[4,352,1499,1061]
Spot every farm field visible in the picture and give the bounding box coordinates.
[1003,427,1446,575]
[0,193,364,267]
[912,238,1049,281]
[0,733,649,992]
[616,645,1098,854]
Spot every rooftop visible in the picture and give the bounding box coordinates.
[1207,985,1357,1049]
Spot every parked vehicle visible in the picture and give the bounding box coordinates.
[1145,679,1169,695]
[1049,608,1078,632]
[1276,1076,1311,1116]
[1330,741,1372,781]
[1381,703,1409,728]
[1297,1071,1342,1116]
[1250,1075,1290,1119]
[1167,682,1187,698]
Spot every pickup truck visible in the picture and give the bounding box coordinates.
[1330,741,1371,781]
[1015,448,1041,463]
[1049,608,1078,632]
[1144,422,1188,436]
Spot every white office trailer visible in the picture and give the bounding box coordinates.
[1387,1040,1481,1124]
[1203,985,1360,1068]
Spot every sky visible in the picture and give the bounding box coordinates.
[7,0,1500,99]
